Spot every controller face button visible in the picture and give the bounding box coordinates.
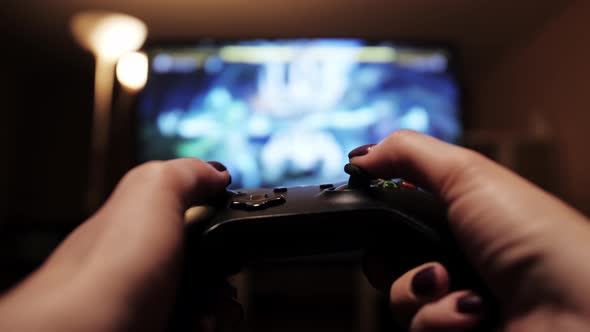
[273,187,288,193]
[378,180,399,191]
[230,193,286,210]
[319,183,334,189]
[400,181,417,189]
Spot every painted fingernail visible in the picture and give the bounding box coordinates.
[457,294,483,314]
[411,266,437,297]
[208,161,227,172]
[348,144,376,158]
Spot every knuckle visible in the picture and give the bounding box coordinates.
[123,160,173,187]
[454,148,479,168]
[380,130,424,157]
[385,129,421,146]
[135,160,167,177]
[440,147,487,196]
[453,148,487,176]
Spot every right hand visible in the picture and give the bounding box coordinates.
[349,130,590,331]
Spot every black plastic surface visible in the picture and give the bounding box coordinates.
[172,171,499,332]
[185,177,487,294]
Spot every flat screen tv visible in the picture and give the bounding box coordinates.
[136,38,462,189]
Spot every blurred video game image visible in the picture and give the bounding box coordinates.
[137,39,461,189]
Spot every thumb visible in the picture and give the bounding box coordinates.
[348,130,590,304]
[0,159,231,332]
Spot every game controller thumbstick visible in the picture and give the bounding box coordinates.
[344,163,371,189]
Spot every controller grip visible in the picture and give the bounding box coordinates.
[173,185,500,330]
[190,208,494,297]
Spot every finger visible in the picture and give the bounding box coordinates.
[389,263,450,326]
[347,130,586,233]
[100,158,231,220]
[348,130,590,299]
[84,158,231,272]
[30,160,230,326]
[47,159,230,265]
[362,251,433,293]
[410,291,484,332]
[347,130,502,203]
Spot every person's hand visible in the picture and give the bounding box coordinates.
[0,159,241,332]
[349,130,590,331]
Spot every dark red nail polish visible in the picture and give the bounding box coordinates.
[411,266,437,297]
[348,144,376,158]
[457,294,483,314]
[208,161,227,172]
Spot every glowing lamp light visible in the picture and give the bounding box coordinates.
[70,10,147,61]
[116,51,148,91]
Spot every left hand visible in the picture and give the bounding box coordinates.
[0,159,240,332]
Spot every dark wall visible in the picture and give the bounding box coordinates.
[1,4,95,293]
[2,4,94,223]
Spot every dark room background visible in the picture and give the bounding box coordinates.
[1,1,589,331]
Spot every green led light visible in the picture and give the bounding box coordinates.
[379,180,398,190]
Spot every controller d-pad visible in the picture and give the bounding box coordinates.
[230,192,286,210]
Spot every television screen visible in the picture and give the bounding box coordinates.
[136,39,462,189]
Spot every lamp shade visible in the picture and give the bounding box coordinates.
[70,10,147,60]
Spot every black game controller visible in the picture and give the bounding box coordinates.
[183,163,489,296]
[169,163,497,331]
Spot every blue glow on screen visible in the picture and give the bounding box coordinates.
[137,39,462,189]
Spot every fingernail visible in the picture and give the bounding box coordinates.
[208,161,227,172]
[411,266,437,297]
[348,144,376,158]
[457,294,483,314]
